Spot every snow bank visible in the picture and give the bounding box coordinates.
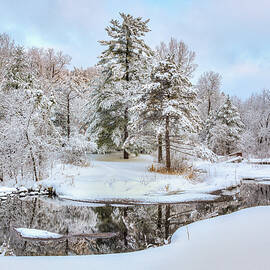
[1,206,270,270]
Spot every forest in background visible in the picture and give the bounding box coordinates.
[0,13,269,183]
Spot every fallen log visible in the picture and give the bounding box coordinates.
[248,161,270,165]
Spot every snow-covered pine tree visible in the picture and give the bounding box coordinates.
[88,13,152,159]
[134,54,201,169]
[206,96,244,155]
[153,38,198,162]
[3,45,32,91]
[121,56,155,156]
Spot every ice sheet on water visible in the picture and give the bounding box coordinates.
[15,228,62,239]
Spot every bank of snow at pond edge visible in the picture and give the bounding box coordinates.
[2,206,270,270]
[37,154,270,203]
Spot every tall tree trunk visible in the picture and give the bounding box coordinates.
[123,29,130,160]
[30,147,38,182]
[207,95,211,116]
[165,116,171,170]
[123,108,129,159]
[67,94,70,141]
[158,134,163,163]
[38,153,43,180]
[26,131,38,182]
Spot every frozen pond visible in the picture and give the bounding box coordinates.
[1,181,270,256]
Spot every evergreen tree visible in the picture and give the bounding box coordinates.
[206,96,244,155]
[133,55,201,169]
[88,13,152,159]
[3,46,33,91]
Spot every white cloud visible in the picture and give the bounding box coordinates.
[0,0,270,97]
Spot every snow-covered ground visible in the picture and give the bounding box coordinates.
[37,153,270,203]
[1,153,270,203]
[1,206,270,270]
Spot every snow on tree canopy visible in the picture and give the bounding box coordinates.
[128,54,201,169]
[135,55,201,134]
[206,96,245,155]
[87,13,153,158]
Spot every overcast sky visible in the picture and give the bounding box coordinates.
[0,0,269,99]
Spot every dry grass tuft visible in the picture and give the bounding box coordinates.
[148,163,200,181]
[79,161,91,167]
[149,164,183,175]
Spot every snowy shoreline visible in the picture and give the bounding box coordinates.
[1,154,270,204]
[39,154,270,203]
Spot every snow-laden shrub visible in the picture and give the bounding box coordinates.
[61,133,96,166]
[240,130,256,158]
[0,242,15,256]
[169,142,217,165]
[192,144,218,162]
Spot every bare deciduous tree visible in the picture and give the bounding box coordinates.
[156,37,197,78]
[197,71,223,120]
